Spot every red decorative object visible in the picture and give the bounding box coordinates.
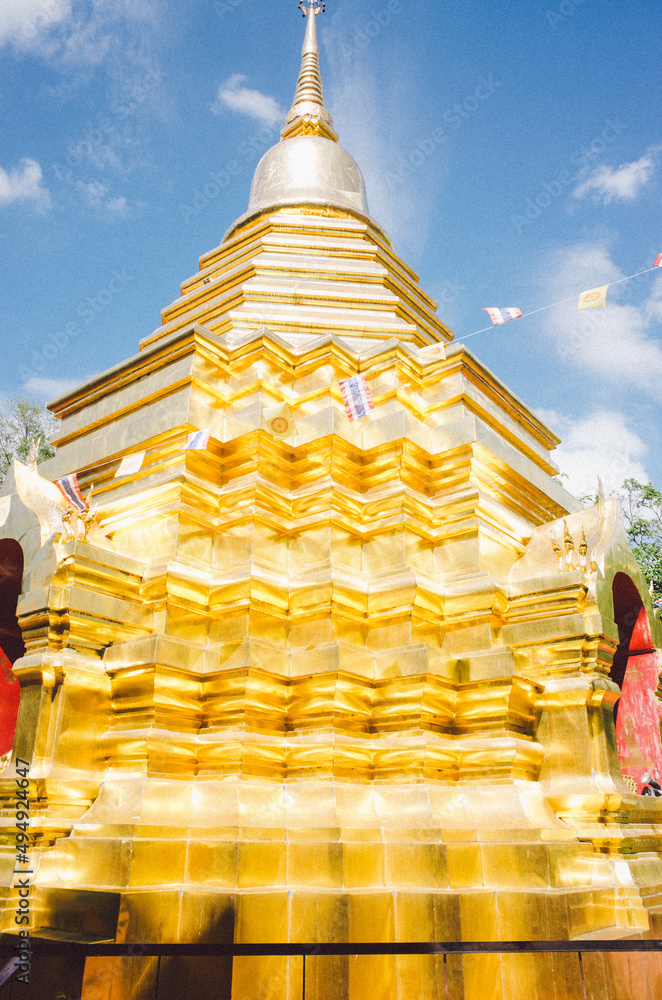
[0,645,19,757]
[612,574,662,790]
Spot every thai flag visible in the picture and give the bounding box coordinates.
[339,375,374,422]
[186,427,213,451]
[654,254,662,268]
[483,307,523,326]
[56,473,88,511]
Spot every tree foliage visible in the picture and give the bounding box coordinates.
[0,398,56,487]
[618,479,662,596]
[577,481,662,597]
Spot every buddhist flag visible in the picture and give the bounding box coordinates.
[262,402,296,440]
[417,343,445,360]
[186,427,213,451]
[578,285,608,310]
[56,473,88,511]
[115,452,145,478]
[654,253,662,268]
[339,374,374,422]
[483,307,522,326]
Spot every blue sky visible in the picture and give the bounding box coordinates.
[1,0,661,497]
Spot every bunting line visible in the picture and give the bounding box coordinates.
[462,264,662,341]
[34,257,661,493]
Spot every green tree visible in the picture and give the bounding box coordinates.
[618,479,662,597]
[0,398,56,487]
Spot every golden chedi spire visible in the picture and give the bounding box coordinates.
[281,0,338,141]
[5,5,662,999]
[198,2,449,341]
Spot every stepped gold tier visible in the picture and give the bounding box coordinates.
[2,6,662,999]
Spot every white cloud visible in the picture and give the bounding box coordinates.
[1,0,166,86]
[538,408,649,497]
[75,178,108,207]
[23,376,87,400]
[0,158,51,210]
[0,0,71,50]
[104,194,131,217]
[321,15,460,257]
[69,178,133,217]
[572,150,656,204]
[539,243,662,398]
[212,75,284,127]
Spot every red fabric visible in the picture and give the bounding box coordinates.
[616,606,662,790]
[0,645,19,756]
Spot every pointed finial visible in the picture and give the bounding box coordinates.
[282,0,338,142]
[551,535,563,571]
[563,520,575,569]
[563,520,574,553]
[578,526,588,570]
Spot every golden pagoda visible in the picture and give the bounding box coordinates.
[1,3,662,998]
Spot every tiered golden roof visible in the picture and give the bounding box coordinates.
[1,5,662,999]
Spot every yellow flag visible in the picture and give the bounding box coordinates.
[578,285,608,310]
[261,402,296,440]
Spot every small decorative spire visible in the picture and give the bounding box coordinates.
[551,536,563,571]
[563,520,574,568]
[551,522,593,574]
[282,0,338,142]
[578,527,588,570]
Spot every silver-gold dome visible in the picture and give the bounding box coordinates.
[225,135,379,239]
[224,2,389,243]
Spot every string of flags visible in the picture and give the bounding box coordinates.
[55,256,661,492]
[14,248,662,508]
[111,424,215,481]
[472,252,662,339]
[98,376,377,488]
[53,352,445,491]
